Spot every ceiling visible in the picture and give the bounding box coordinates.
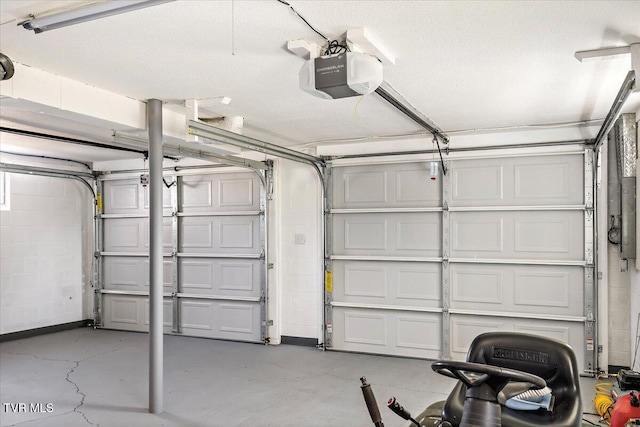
[0,0,639,164]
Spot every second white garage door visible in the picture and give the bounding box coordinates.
[98,169,267,343]
[326,151,594,370]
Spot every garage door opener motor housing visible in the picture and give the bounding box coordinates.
[299,52,383,99]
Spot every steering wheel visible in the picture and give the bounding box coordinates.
[431,360,546,389]
[432,361,548,427]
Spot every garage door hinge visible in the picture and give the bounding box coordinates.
[267,263,274,269]
[93,251,100,258]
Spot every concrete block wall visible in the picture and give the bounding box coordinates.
[276,159,322,340]
[607,250,632,367]
[0,173,90,334]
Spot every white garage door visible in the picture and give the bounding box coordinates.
[326,151,595,370]
[97,169,267,343]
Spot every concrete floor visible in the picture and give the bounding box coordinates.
[1,328,600,427]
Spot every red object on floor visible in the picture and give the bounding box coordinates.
[610,392,640,427]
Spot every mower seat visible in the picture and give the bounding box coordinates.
[442,332,582,427]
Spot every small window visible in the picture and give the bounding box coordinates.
[0,172,10,211]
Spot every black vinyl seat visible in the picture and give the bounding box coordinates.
[442,332,583,427]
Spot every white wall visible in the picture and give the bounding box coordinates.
[0,173,91,334]
[608,246,632,366]
[275,159,322,340]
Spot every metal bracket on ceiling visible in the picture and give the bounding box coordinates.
[345,27,395,67]
[575,43,640,93]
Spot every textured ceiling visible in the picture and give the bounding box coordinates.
[0,0,639,162]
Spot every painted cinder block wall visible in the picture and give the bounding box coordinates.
[0,173,91,334]
[275,159,323,341]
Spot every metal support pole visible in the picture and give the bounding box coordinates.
[148,99,164,414]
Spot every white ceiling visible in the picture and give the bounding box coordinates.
[0,0,639,163]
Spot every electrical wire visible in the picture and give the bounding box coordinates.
[276,0,349,56]
[276,0,329,42]
[324,39,349,56]
[142,154,176,188]
[433,134,447,175]
[608,215,621,245]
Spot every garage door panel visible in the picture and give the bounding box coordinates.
[103,217,172,253]
[451,155,584,206]
[450,314,584,364]
[104,181,140,212]
[180,216,260,254]
[104,258,140,288]
[102,295,173,332]
[333,260,441,308]
[334,212,441,257]
[344,171,387,204]
[333,307,441,358]
[514,163,571,201]
[450,211,583,260]
[103,257,172,292]
[180,258,260,297]
[453,165,504,203]
[451,266,503,305]
[180,300,261,341]
[333,163,441,209]
[181,173,260,213]
[396,169,441,204]
[103,179,172,215]
[450,264,583,316]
